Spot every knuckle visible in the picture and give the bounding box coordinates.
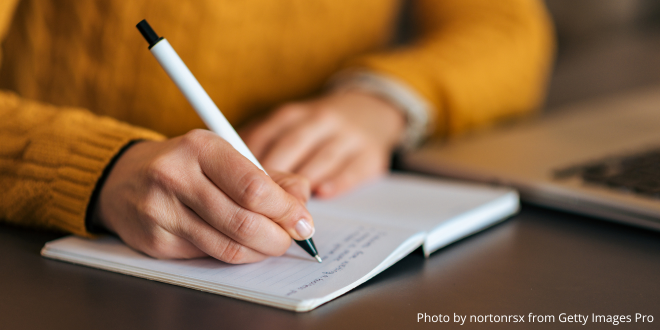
[145,155,181,190]
[182,128,209,143]
[140,232,174,259]
[180,129,212,153]
[236,172,268,209]
[227,208,262,241]
[136,197,162,223]
[217,240,247,264]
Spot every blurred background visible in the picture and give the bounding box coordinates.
[544,0,660,108]
[394,0,660,112]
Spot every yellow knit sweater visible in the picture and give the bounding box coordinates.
[0,0,554,236]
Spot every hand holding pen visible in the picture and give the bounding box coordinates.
[88,20,321,264]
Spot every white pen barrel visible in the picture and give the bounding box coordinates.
[149,39,265,172]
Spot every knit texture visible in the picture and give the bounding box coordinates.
[0,91,164,236]
[0,0,554,235]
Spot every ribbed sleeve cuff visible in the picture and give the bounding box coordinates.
[45,113,165,237]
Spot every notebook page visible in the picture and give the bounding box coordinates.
[42,214,423,311]
[307,173,514,232]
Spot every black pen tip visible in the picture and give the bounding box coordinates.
[295,239,321,262]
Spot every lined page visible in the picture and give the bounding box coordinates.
[42,214,422,310]
[307,173,514,232]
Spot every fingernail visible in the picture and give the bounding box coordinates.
[295,219,315,239]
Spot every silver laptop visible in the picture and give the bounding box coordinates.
[403,85,660,231]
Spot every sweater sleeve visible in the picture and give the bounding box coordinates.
[345,0,555,137]
[0,2,166,236]
[0,91,165,236]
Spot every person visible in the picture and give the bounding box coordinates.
[0,0,554,263]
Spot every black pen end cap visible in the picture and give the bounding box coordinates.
[136,19,162,48]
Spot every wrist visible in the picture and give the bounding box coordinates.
[328,70,436,150]
[86,140,144,234]
[334,90,406,148]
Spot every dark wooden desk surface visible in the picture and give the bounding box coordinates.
[1,204,659,330]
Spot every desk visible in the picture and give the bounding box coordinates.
[1,205,658,330]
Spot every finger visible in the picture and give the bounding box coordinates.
[296,134,361,188]
[261,110,340,172]
[315,151,387,198]
[176,169,292,257]
[269,170,311,204]
[108,184,209,260]
[133,226,208,260]
[173,204,272,264]
[197,134,316,240]
[241,104,308,159]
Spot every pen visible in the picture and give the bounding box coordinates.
[136,19,321,263]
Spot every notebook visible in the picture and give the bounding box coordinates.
[41,173,519,312]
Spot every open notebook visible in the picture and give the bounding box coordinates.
[42,173,518,312]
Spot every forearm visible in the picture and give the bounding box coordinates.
[0,90,164,236]
[344,0,555,137]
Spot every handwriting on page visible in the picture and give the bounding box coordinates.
[47,214,419,306]
[121,219,399,300]
[284,227,385,296]
[132,221,394,298]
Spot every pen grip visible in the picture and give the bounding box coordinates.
[149,39,265,172]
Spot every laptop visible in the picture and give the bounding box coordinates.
[402,85,660,231]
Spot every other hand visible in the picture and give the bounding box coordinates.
[241,91,405,198]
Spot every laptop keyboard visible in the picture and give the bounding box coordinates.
[554,147,660,199]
